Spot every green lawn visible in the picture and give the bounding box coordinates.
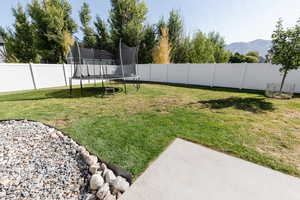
[1,83,300,179]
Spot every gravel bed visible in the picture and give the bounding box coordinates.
[0,120,129,200]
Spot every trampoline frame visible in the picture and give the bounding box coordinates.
[68,39,140,96]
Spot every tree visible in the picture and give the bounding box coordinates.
[229,52,259,63]
[109,0,147,51]
[28,0,77,63]
[208,31,230,63]
[94,15,112,51]
[268,18,300,92]
[229,52,244,63]
[174,37,192,63]
[1,4,39,63]
[246,51,259,58]
[244,55,259,63]
[156,16,167,36]
[189,31,215,63]
[79,2,97,48]
[167,10,184,62]
[152,27,170,64]
[139,24,157,63]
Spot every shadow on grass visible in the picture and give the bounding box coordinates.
[194,97,275,113]
[0,87,123,102]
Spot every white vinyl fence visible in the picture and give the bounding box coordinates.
[137,63,300,93]
[0,63,97,93]
[0,63,299,93]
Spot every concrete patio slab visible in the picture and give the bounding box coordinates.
[120,138,300,200]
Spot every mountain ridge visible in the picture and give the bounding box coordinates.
[225,39,272,57]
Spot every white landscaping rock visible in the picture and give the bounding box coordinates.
[96,183,110,200]
[86,155,98,166]
[104,169,116,184]
[90,174,104,190]
[89,165,100,174]
[85,193,97,200]
[111,176,130,193]
[103,192,116,200]
[100,163,107,171]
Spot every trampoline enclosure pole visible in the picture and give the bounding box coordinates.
[119,39,127,94]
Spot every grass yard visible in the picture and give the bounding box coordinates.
[1,83,300,179]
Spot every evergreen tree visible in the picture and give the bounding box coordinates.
[156,17,167,36]
[79,2,97,48]
[175,37,192,63]
[94,15,112,51]
[109,0,147,51]
[2,5,38,63]
[138,24,157,63]
[28,0,77,63]
[207,31,230,63]
[167,10,184,62]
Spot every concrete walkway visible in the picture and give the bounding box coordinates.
[120,138,300,200]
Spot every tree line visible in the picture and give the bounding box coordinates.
[0,0,262,64]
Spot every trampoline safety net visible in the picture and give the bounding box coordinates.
[67,41,138,80]
[67,39,140,95]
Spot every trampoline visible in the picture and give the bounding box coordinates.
[67,40,140,95]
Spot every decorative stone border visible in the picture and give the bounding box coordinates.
[0,119,132,200]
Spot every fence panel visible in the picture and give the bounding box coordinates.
[150,64,168,82]
[243,64,282,90]
[32,64,66,89]
[188,64,213,86]
[137,64,151,81]
[167,64,189,84]
[214,63,245,88]
[0,63,34,92]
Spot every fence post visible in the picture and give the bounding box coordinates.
[29,63,37,90]
[186,64,191,84]
[240,63,248,89]
[149,64,152,81]
[211,64,217,87]
[62,63,67,86]
[166,64,169,83]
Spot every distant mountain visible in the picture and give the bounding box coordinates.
[225,39,272,57]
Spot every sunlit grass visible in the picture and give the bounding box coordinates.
[0,82,300,178]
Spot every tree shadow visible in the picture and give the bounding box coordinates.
[194,97,275,113]
[0,87,123,102]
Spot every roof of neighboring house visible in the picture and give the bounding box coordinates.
[0,36,4,44]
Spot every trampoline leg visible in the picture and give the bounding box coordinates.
[136,77,140,91]
[101,79,105,97]
[69,78,72,96]
[123,78,127,94]
[80,78,83,96]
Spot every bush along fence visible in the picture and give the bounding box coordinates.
[0,63,299,93]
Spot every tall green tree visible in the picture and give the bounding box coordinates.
[269,18,300,92]
[28,0,77,63]
[79,2,97,48]
[174,37,192,63]
[207,31,230,63]
[94,15,112,51]
[1,5,38,63]
[156,16,167,36]
[138,24,157,63]
[189,31,215,63]
[167,10,184,62]
[109,0,147,51]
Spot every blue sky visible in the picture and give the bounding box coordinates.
[0,0,299,44]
